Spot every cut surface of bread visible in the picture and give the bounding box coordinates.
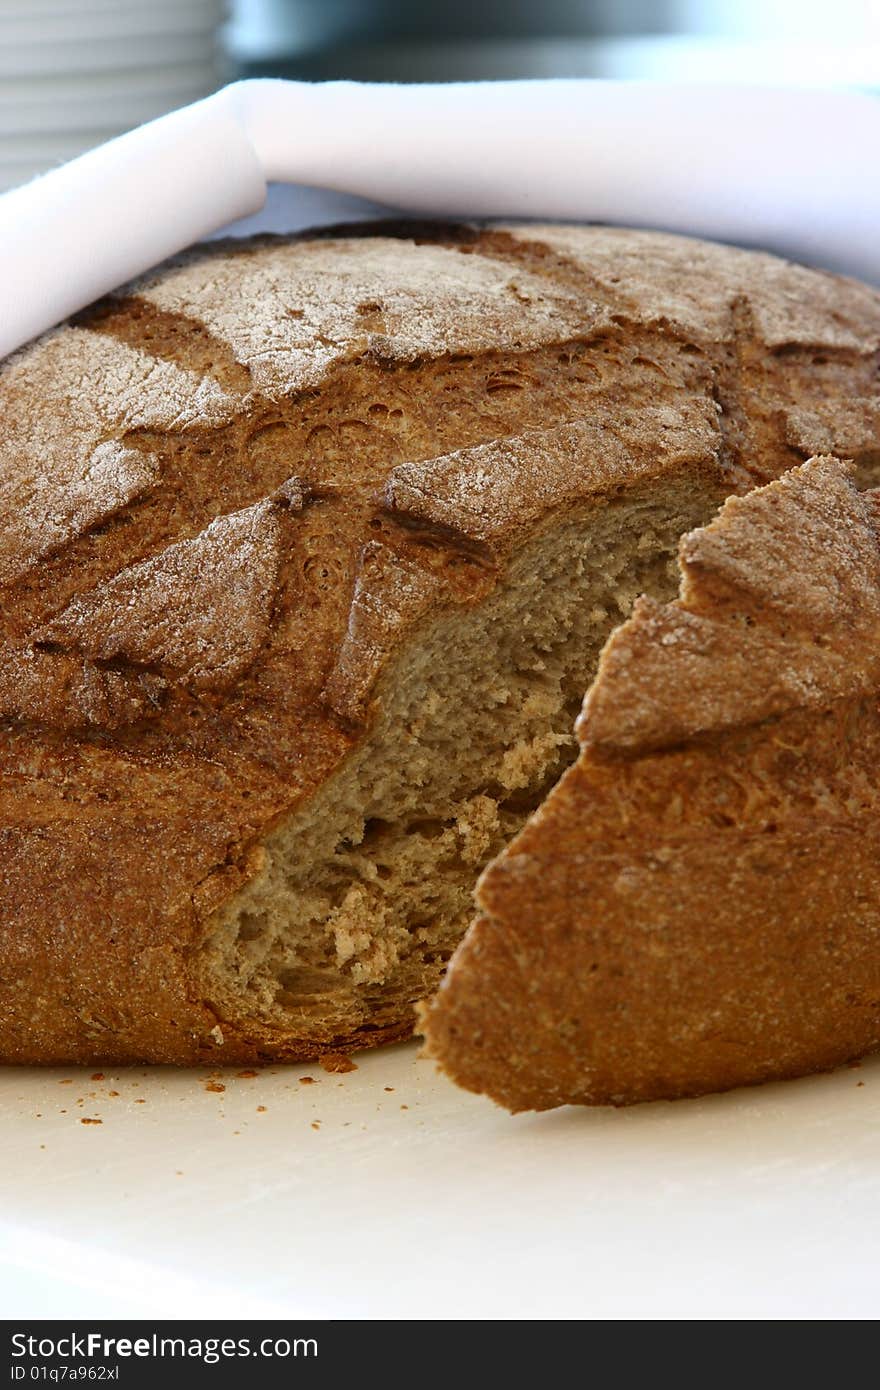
[1,221,879,1071]
[198,477,722,1047]
[422,457,880,1109]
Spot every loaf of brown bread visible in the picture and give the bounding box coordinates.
[1,221,879,1093]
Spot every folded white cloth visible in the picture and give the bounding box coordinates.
[2,77,879,360]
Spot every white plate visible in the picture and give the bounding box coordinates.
[0,77,219,135]
[0,1,223,31]
[0,165,39,191]
[0,32,219,77]
[1,1041,879,1319]
[0,0,220,10]
[0,14,222,50]
[0,61,221,103]
[0,130,141,160]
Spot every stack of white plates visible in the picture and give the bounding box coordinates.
[0,0,227,191]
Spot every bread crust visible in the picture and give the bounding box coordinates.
[1,223,879,1066]
[422,458,880,1108]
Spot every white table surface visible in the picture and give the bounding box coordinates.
[1,1039,878,1320]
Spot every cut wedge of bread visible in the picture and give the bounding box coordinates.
[422,457,880,1108]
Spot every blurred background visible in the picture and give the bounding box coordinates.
[2,0,880,192]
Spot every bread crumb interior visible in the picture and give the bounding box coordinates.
[198,483,719,1043]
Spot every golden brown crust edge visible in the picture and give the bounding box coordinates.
[421,459,880,1109]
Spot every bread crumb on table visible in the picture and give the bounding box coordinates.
[319,1053,357,1074]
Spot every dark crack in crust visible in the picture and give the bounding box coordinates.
[1,222,879,1066]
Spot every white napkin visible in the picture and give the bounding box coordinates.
[2,77,880,361]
